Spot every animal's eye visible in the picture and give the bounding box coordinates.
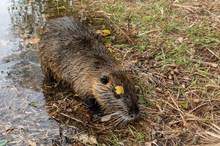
[100,76,109,85]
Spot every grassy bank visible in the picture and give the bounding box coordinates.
[47,0,220,145]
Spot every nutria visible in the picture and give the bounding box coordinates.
[38,17,140,122]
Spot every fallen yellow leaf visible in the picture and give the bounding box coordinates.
[101,29,111,36]
[115,85,124,95]
[28,38,40,44]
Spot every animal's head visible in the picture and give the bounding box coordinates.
[92,70,140,123]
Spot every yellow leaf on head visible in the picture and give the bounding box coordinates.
[115,86,124,95]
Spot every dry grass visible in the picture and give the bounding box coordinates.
[40,0,220,145]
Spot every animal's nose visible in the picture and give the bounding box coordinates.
[128,105,140,118]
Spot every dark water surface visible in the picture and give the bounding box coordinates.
[0,0,77,145]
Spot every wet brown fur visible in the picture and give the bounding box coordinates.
[38,17,140,122]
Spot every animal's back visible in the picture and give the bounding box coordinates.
[38,17,117,96]
[39,17,102,56]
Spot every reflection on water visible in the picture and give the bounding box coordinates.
[9,0,45,37]
[0,0,80,145]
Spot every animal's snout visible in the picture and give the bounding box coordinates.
[128,104,140,118]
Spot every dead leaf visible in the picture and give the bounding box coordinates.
[101,114,112,122]
[193,98,200,103]
[75,134,97,145]
[28,140,37,146]
[181,84,186,88]
[155,87,163,93]
[177,37,184,43]
[168,74,173,80]
[210,63,218,68]
[174,68,180,74]
[26,38,40,44]
[145,142,152,146]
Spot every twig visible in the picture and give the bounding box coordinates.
[169,95,187,126]
[172,4,199,13]
[205,84,220,89]
[206,48,220,60]
[211,124,220,133]
[60,113,84,124]
[189,103,207,114]
[205,132,220,140]
[185,57,218,67]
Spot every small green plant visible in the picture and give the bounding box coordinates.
[0,140,7,146]
[128,126,147,142]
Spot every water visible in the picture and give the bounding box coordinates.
[0,0,74,145]
[0,1,137,145]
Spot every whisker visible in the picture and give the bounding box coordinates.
[111,115,122,125]
[114,117,124,126]
[108,112,125,126]
[110,111,122,116]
